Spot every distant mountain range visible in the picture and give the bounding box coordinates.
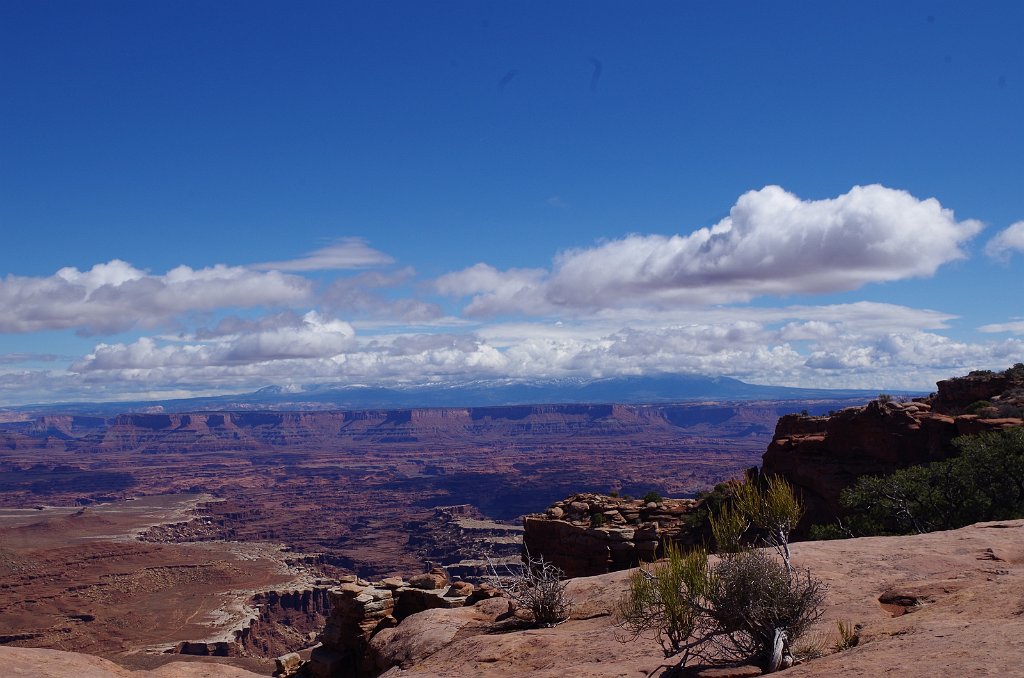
[2,375,899,417]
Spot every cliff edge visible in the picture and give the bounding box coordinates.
[761,367,1024,530]
[294,519,1024,677]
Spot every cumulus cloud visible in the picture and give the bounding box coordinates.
[984,221,1024,261]
[0,187,1012,405]
[75,312,354,370]
[0,260,311,334]
[434,263,548,316]
[253,237,394,271]
[438,185,983,315]
[39,297,1016,403]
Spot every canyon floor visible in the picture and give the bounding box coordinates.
[0,493,312,673]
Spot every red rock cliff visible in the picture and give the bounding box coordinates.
[761,368,1024,531]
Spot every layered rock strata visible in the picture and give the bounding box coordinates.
[762,369,1024,530]
[522,493,699,577]
[307,569,500,677]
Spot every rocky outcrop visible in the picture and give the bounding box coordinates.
[522,493,699,577]
[171,587,331,660]
[311,580,397,677]
[404,505,523,582]
[307,571,501,677]
[5,519,1024,677]
[237,588,331,657]
[762,368,1024,531]
[348,520,1024,678]
[930,364,1024,416]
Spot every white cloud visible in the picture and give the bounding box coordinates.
[322,267,443,322]
[0,260,311,334]
[984,220,1024,261]
[0,187,1013,405]
[253,237,394,271]
[438,185,983,315]
[979,318,1024,335]
[36,298,1016,403]
[434,263,548,316]
[75,312,354,370]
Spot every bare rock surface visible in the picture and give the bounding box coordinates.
[371,519,1024,677]
[0,645,265,677]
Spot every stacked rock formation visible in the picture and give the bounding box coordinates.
[307,568,499,677]
[521,493,699,578]
[762,367,1024,531]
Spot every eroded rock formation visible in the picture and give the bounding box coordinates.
[522,493,699,577]
[762,368,1024,530]
[307,570,501,677]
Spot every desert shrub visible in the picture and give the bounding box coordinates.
[833,620,860,651]
[964,400,994,415]
[707,549,826,671]
[642,490,664,504]
[683,481,738,539]
[590,512,606,528]
[618,542,709,662]
[830,428,1024,536]
[619,478,825,673]
[996,401,1024,419]
[486,550,570,626]
[876,393,893,404]
[807,523,850,541]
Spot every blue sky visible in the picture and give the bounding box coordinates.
[1,1,1023,405]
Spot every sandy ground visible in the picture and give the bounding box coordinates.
[0,494,313,673]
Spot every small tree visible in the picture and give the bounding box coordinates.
[486,549,570,627]
[619,477,825,673]
[832,428,1024,536]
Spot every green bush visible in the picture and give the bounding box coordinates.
[964,400,994,415]
[590,512,606,528]
[825,428,1024,536]
[618,542,708,661]
[619,478,824,673]
[642,490,664,504]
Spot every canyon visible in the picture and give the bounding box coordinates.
[0,401,855,577]
[4,368,1019,676]
[0,398,858,672]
